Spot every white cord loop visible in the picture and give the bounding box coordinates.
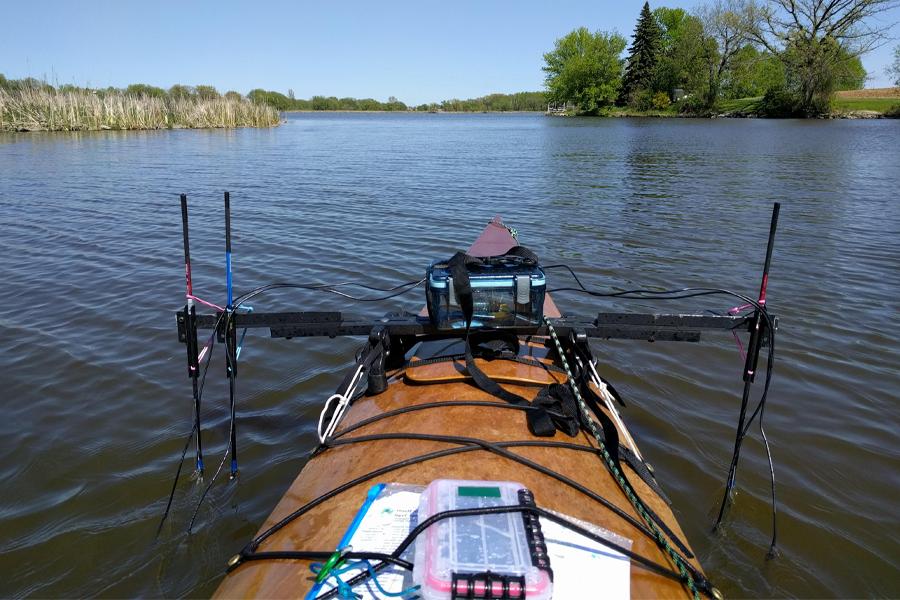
[317,365,367,443]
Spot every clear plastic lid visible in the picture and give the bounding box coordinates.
[413,479,552,600]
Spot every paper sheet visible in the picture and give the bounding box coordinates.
[540,510,632,600]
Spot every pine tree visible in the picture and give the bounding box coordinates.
[618,2,663,105]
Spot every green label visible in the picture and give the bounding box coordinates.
[457,486,502,498]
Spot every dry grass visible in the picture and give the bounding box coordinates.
[834,87,900,99]
[0,87,281,131]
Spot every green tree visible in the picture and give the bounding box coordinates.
[250,89,293,110]
[887,45,900,86]
[224,90,243,101]
[748,0,896,115]
[384,96,408,111]
[834,52,867,90]
[543,27,627,113]
[775,36,867,112]
[653,7,709,97]
[168,84,194,99]
[195,85,220,100]
[619,2,664,105]
[698,0,755,107]
[720,45,785,98]
[125,83,166,98]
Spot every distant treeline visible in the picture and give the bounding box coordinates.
[419,92,547,112]
[247,89,548,112]
[0,76,279,131]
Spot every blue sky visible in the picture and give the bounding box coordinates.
[2,0,897,104]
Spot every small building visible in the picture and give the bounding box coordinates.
[546,102,574,116]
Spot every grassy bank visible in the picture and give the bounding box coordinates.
[831,97,900,113]
[0,87,280,132]
[550,88,900,119]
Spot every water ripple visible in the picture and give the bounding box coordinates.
[0,113,897,598]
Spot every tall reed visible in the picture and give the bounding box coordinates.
[0,87,280,131]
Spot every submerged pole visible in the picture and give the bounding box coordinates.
[715,202,780,527]
[181,193,204,474]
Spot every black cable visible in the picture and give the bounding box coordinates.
[227,279,425,311]
[317,279,425,293]
[188,387,237,533]
[156,331,217,537]
[541,263,591,290]
[155,422,195,539]
[332,403,668,505]
[236,550,413,571]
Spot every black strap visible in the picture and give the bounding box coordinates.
[448,250,558,437]
[533,384,579,437]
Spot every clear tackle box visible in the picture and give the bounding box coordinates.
[412,479,553,600]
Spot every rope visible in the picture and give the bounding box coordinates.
[545,318,704,600]
[310,558,420,599]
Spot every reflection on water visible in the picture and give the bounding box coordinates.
[0,113,898,598]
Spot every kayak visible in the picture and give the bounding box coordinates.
[211,217,708,599]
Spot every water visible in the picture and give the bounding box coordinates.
[1,113,897,598]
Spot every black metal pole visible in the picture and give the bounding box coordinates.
[181,193,204,474]
[225,191,233,308]
[715,202,780,527]
[225,191,238,478]
[227,307,239,478]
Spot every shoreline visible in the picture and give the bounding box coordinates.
[3,122,285,133]
[282,108,897,119]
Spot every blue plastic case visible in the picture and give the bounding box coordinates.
[426,260,546,329]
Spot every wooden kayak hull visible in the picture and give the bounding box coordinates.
[213,218,703,599]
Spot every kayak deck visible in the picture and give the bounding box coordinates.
[213,218,703,599]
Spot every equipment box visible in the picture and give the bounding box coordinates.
[413,479,553,600]
[426,260,545,329]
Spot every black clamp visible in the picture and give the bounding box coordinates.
[518,489,553,579]
[365,326,389,395]
[450,571,527,600]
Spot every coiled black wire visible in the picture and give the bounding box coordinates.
[158,278,426,534]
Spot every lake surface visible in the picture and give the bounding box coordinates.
[1,113,898,598]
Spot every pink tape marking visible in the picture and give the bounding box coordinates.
[728,303,753,315]
[186,294,225,312]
